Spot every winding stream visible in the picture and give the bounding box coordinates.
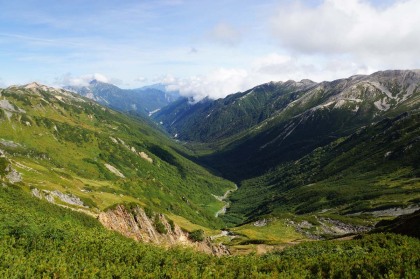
[214,184,238,218]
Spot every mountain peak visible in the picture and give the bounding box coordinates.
[20,82,63,94]
[24,82,42,89]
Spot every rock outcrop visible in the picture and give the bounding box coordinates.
[99,204,230,256]
[31,188,88,208]
[0,149,22,184]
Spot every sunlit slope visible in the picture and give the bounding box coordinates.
[1,185,418,278]
[0,83,234,228]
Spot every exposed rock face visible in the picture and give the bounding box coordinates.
[99,204,230,256]
[5,167,22,183]
[287,217,372,240]
[0,149,22,184]
[139,151,153,163]
[31,188,87,208]
[104,163,125,178]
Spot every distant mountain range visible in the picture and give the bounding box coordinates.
[65,80,180,117]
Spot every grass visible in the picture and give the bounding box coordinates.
[230,219,303,245]
[1,185,419,278]
[220,112,420,225]
[0,86,235,229]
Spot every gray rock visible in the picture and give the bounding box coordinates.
[31,188,42,199]
[6,169,22,183]
[50,190,87,207]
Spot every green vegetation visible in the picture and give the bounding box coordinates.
[144,207,154,219]
[154,215,168,234]
[223,112,420,225]
[1,73,420,277]
[229,219,303,245]
[0,186,419,278]
[153,81,311,142]
[168,218,175,232]
[188,229,204,242]
[0,85,234,229]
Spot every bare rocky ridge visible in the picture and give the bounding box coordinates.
[99,204,230,256]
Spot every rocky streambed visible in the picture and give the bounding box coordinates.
[214,184,237,218]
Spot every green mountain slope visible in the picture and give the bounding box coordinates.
[153,79,316,141]
[1,185,418,278]
[222,112,420,225]
[0,82,233,228]
[197,70,420,180]
[151,70,420,228]
[0,78,419,277]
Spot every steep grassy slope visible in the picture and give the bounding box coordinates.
[0,83,234,228]
[222,112,420,225]
[199,70,420,180]
[153,80,316,141]
[153,70,420,228]
[1,185,418,278]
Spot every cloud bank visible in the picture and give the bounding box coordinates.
[271,0,420,66]
[162,0,420,101]
[163,53,370,101]
[56,73,110,87]
[7,0,417,102]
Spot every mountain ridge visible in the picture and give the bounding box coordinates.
[65,80,180,117]
[0,82,234,230]
[154,70,420,145]
[148,70,420,228]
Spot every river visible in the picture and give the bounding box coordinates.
[214,184,238,218]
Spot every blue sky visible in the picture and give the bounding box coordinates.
[1,0,420,99]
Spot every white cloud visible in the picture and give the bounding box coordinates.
[270,0,420,68]
[55,73,110,87]
[134,76,148,83]
[162,52,374,101]
[164,68,249,101]
[208,22,242,46]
